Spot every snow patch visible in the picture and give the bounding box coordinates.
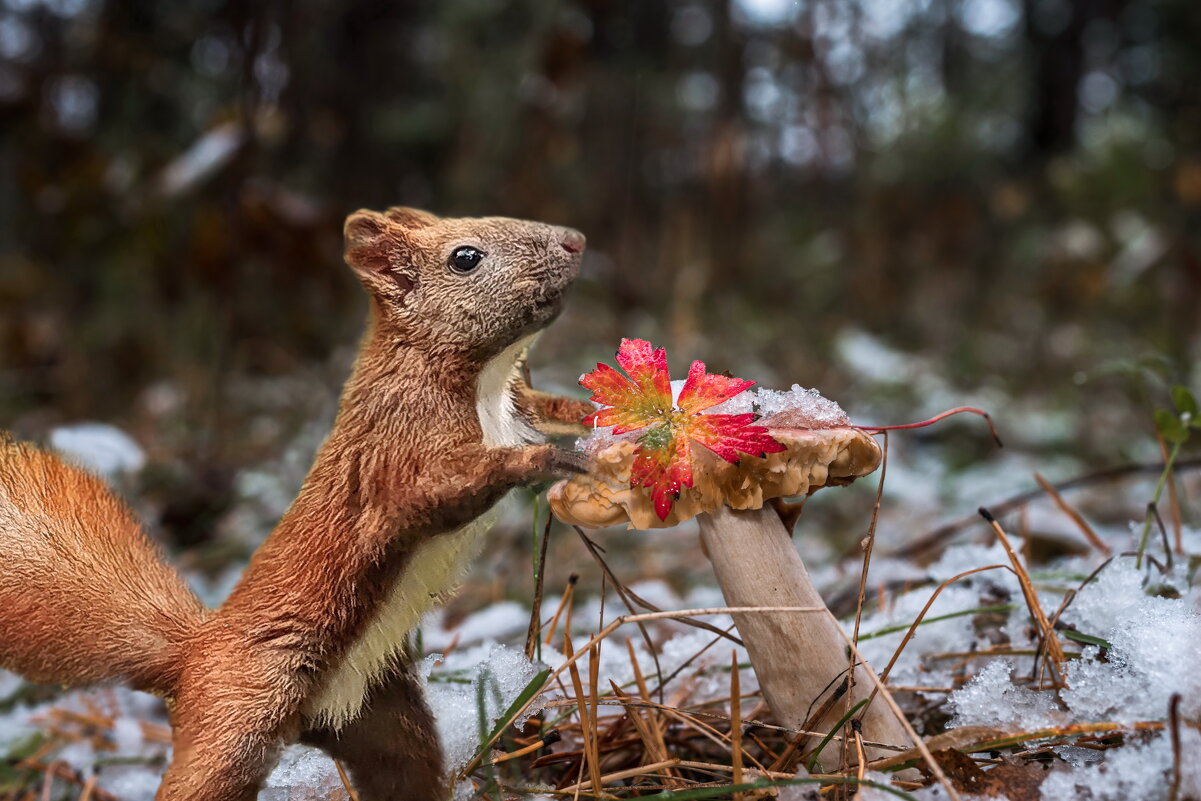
[425,642,550,771]
[49,423,146,478]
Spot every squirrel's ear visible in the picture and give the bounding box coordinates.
[343,209,420,300]
[384,206,439,229]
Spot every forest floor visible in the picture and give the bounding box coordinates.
[0,365,1198,801]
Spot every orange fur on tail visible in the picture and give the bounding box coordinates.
[0,439,205,697]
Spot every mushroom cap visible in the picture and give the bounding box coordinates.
[549,420,882,530]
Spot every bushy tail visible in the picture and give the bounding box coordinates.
[0,438,205,697]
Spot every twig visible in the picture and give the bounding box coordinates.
[649,624,737,699]
[890,459,1201,558]
[573,527,739,644]
[538,695,855,746]
[560,759,805,794]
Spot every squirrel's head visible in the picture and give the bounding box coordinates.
[343,207,584,359]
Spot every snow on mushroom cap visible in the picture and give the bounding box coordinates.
[579,382,851,454]
[553,385,878,530]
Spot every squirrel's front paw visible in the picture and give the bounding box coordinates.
[526,445,592,480]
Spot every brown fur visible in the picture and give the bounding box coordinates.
[0,208,591,801]
[0,440,206,696]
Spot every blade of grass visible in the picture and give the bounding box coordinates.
[729,651,743,801]
[858,605,1016,641]
[1137,439,1183,568]
[855,721,868,783]
[559,758,682,793]
[1060,630,1112,649]
[491,729,560,764]
[525,506,553,661]
[634,775,919,801]
[460,605,829,779]
[624,638,675,784]
[544,575,578,647]
[574,526,673,702]
[465,669,551,771]
[979,508,1068,687]
[334,759,360,801]
[830,615,963,801]
[805,699,868,773]
[608,681,667,772]
[865,565,1010,705]
[1169,693,1183,801]
[1034,472,1111,555]
[563,632,602,795]
[844,432,887,773]
[1157,433,1184,556]
[587,642,604,795]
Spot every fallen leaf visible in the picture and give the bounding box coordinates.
[580,338,784,520]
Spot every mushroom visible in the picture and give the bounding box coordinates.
[549,398,911,763]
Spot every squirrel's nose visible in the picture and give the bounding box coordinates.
[560,229,586,254]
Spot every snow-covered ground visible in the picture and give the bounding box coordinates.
[2,523,1195,800]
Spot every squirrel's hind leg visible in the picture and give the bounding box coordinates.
[303,664,446,801]
[155,643,310,801]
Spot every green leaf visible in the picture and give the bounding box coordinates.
[1061,630,1112,649]
[1172,385,1199,416]
[0,733,44,792]
[1154,409,1188,444]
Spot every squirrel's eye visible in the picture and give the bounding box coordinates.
[449,246,485,274]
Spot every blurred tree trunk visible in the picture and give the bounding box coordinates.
[1023,0,1124,158]
[1024,0,1086,156]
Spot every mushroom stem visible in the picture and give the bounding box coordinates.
[697,504,909,764]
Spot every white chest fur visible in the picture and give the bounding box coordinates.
[304,335,544,729]
[475,334,542,448]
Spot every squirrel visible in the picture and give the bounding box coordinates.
[0,206,597,801]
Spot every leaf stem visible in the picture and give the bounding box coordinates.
[858,407,1003,448]
[1136,439,1182,569]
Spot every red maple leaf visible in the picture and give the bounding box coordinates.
[580,339,785,520]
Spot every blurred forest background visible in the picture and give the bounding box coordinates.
[0,0,1198,565]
